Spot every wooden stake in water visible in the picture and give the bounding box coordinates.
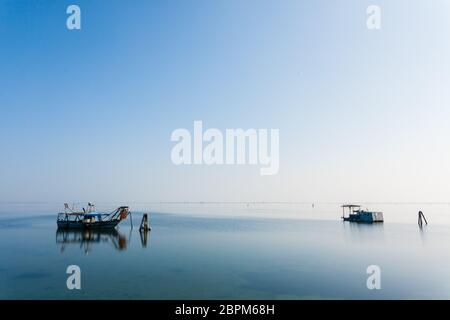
[418,211,428,228]
[140,213,151,231]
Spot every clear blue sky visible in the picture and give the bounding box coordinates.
[1,1,450,203]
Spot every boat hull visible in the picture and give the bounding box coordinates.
[343,211,384,223]
[57,220,121,229]
[342,217,383,223]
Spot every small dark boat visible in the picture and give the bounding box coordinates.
[341,204,383,223]
[57,203,130,229]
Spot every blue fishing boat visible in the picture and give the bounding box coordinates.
[57,203,130,229]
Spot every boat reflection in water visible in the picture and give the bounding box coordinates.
[56,228,130,254]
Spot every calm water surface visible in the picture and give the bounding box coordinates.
[1,204,450,299]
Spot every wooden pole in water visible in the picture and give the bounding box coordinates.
[129,212,133,229]
[422,211,428,225]
[140,213,150,231]
[418,211,428,227]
